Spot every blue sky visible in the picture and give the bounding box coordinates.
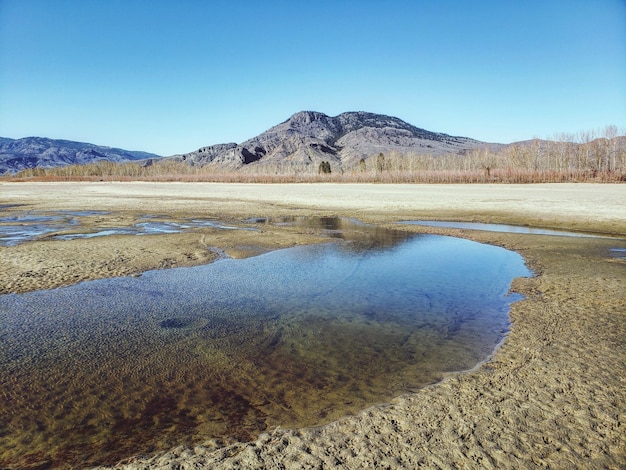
[1,0,625,155]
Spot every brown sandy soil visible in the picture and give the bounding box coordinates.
[1,182,625,469]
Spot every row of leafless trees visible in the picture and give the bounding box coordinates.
[350,125,626,182]
[8,126,625,183]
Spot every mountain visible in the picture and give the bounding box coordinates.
[3,114,621,177]
[172,111,495,171]
[0,137,161,174]
[0,112,498,175]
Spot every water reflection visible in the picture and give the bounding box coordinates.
[0,224,530,468]
[0,210,109,245]
[247,216,413,250]
[400,220,614,238]
[610,248,626,260]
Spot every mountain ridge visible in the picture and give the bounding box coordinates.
[172,111,493,171]
[1,111,503,174]
[0,137,160,174]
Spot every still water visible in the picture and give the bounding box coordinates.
[400,220,610,238]
[0,224,530,468]
[0,209,250,246]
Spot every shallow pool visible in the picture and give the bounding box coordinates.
[0,225,530,468]
[400,220,611,237]
[0,209,254,246]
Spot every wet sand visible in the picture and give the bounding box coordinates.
[1,182,625,469]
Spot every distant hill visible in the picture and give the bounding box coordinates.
[0,137,160,174]
[171,111,498,171]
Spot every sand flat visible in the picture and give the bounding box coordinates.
[1,182,625,469]
[2,182,625,230]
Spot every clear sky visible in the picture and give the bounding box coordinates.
[1,0,625,155]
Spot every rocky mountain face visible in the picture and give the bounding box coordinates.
[173,111,492,171]
[0,137,160,174]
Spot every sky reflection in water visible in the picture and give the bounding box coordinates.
[400,220,613,238]
[0,210,253,246]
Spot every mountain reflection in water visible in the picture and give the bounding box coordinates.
[0,220,530,469]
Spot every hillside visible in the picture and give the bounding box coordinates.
[171,111,496,171]
[0,137,160,174]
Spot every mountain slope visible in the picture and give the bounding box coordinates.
[174,111,492,171]
[0,137,160,174]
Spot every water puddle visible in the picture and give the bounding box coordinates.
[0,210,254,246]
[0,210,109,246]
[610,248,626,260]
[0,221,531,468]
[400,220,613,238]
[0,214,79,245]
[56,228,138,240]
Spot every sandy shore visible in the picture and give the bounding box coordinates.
[1,182,625,469]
